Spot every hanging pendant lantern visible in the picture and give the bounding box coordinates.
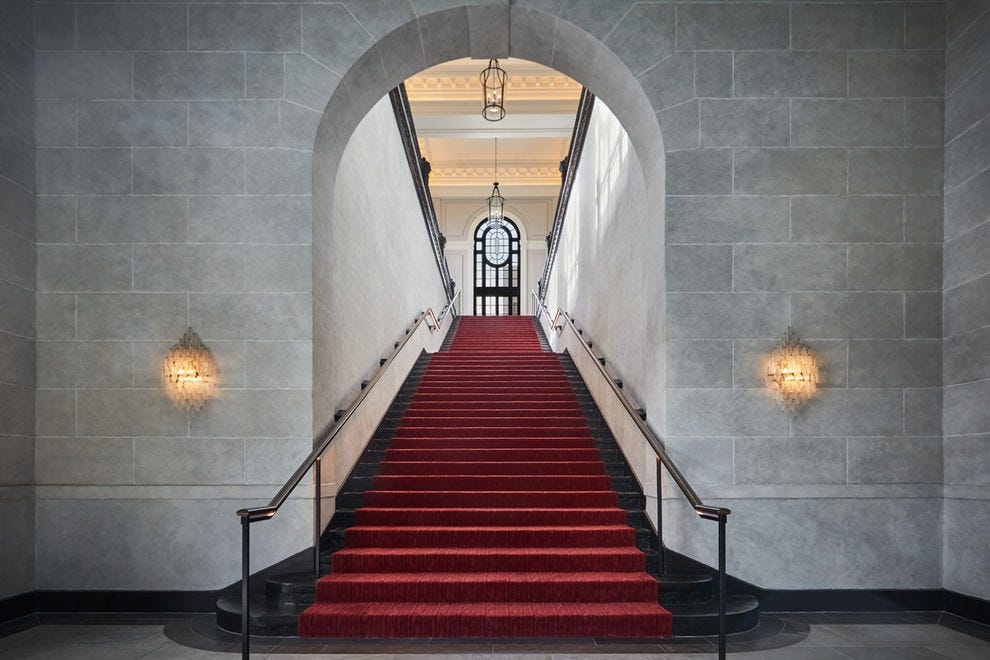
[487,137,505,228]
[480,58,507,121]
[765,327,818,415]
[162,327,218,413]
[487,181,505,228]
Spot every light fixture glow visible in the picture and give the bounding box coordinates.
[480,57,507,121]
[765,328,818,415]
[162,327,218,413]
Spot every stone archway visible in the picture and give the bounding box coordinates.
[308,2,680,420]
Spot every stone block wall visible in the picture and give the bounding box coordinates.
[654,2,946,589]
[0,0,34,600]
[942,0,990,601]
[32,1,319,590]
[10,0,979,596]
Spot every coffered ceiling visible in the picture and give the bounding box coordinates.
[405,58,582,199]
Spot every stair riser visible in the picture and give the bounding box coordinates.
[316,581,658,603]
[343,527,636,548]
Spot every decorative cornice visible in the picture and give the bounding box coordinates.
[427,164,562,189]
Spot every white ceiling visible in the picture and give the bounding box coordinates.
[405,58,581,199]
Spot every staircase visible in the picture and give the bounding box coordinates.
[299,316,671,637]
[215,315,758,638]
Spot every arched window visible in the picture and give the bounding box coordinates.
[473,217,521,316]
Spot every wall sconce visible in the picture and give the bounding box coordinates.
[162,327,218,413]
[765,328,818,415]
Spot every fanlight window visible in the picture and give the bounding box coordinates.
[474,217,520,316]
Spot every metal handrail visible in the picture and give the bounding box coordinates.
[532,291,729,659]
[236,289,459,658]
[537,88,595,301]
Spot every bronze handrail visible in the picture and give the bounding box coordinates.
[238,289,460,520]
[537,88,595,301]
[236,289,459,658]
[531,291,729,659]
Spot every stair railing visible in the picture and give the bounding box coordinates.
[235,289,460,659]
[537,88,595,302]
[532,291,730,660]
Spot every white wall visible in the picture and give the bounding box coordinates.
[542,100,665,524]
[313,96,449,428]
[544,100,664,422]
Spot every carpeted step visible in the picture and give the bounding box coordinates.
[391,426,592,438]
[383,448,600,461]
[370,474,612,490]
[388,436,596,449]
[353,507,627,526]
[315,572,658,603]
[329,547,648,573]
[376,461,605,476]
[362,490,620,508]
[397,415,588,428]
[298,601,671,638]
[343,525,635,548]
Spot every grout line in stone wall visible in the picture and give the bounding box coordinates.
[281,53,287,100]
[131,438,136,485]
[74,294,78,340]
[845,52,849,97]
[845,437,850,484]
[901,196,906,242]
[787,98,794,147]
[902,99,907,147]
[243,53,247,100]
[902,4,907,50]
[730,51,735,98]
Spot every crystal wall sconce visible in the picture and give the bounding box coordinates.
[765,328,818,415]
[163,327,218,413]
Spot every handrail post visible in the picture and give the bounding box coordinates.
[656,456,665,577]
[241,515,250,660]
[314,456,322,577]
[718,509,727,660]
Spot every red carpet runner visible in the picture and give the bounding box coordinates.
[299,316,672,638]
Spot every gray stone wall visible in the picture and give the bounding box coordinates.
[15,0,969,595]
[32,0,318,589]
[0,0,35,600]
[656,1,946,589]
[943,0,990,601]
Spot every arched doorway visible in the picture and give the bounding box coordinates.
[473,217,521,315]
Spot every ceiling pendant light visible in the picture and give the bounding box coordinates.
[487,137,505,228]
[480,57,507,121]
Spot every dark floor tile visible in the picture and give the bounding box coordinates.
[840,647,949,659]
[0,615,38,640]
[269,642,328,653]
[660,640,716,652]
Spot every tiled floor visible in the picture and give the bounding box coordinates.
[0,612,988,659]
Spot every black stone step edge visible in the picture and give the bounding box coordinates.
[214,351,434,635]
[557,352,760,634]
[438,316,460,352]
[531,315,553,352]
